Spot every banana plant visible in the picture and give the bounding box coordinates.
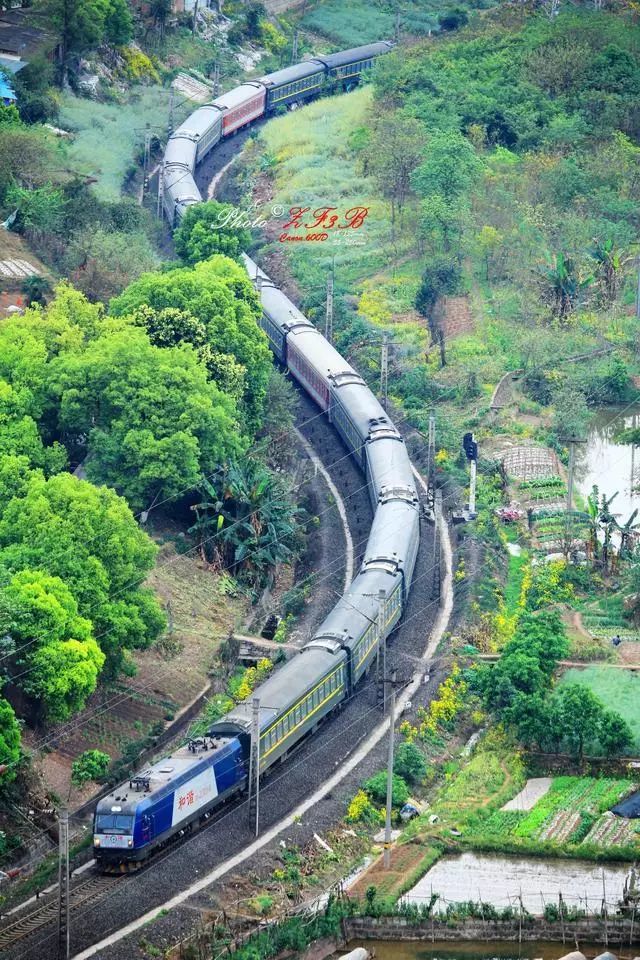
[599,490,619,573]
[189,460,303,584]
[619,508,640,559]
[540,251,593,321]
[588,237,629,304]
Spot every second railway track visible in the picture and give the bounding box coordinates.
[0,874,120,952]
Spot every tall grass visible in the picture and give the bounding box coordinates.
[58,87,192,200]
[258,86,422,326]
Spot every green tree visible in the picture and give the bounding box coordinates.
[559,684,603,760]
[1,569,105,723]
[480,651,546,717]
[588,238,627,304]
[362,115,425,224]
[598,710,634,756]
[506,612,569,677]
[55,328,243,510]
[0,472,164,676]
[415,257,462,367]
[67,226,159,302]
[394,741,427,784]
[412,130,483,203]
[364,771,409,807]
[174,201,251,265]
[110,256,270,432]
[35,0,132,80]
[130,304,207,351]
[0,697,21,780]
[71,749,111,786]
[6,182,65,238]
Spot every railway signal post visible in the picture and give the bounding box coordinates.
[57,806,70,960]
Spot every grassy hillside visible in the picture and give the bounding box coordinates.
[300,0,496,46]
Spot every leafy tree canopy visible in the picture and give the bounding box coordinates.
[110,256,270,432]
[0,697,21,782]
[0,472,163,676]
[174,200,251,266]
[35,0,132,67]
[71,748,111,786]
[394,741,427,784]
[54,326,244,510]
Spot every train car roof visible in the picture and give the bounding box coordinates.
[259,60,325,88]
[209,646,346,737]
[171,104,222,141]
[211,81,264,112]
[332,380,391,438]
[367,437,416,498]
[312,567,396,644]
[363,499,419,567]
[312,41,393,69]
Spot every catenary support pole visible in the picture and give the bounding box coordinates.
[58,806,70,960]
[383,670,397,869]
[248,698,260,838]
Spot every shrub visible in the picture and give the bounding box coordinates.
[394,741,427,784]
[364,771,409,807]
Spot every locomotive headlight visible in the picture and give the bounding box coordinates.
[128,839,133,847]
[94,837,100,847]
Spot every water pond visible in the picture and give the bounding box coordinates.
[345,940,606,960]
[403,852,631,915]
[575,404,640,523]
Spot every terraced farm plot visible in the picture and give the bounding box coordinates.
[473,776,639,855]
[559,666,640,751]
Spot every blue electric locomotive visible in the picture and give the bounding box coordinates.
[93,736,245,870]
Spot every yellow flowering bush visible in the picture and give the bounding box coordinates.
[346,789,378,824]
[359,285,393,326]
[418,663,467,738]
[120,46,160,84]
[234,658,273,701]
[435,449,449,465]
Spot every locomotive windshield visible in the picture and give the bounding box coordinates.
[95,814,134,834]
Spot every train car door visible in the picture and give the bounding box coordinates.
[141,813,155,844]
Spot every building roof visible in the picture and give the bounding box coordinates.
[0,8,56,65]
[0,55,26,75]
[0,71,15,102]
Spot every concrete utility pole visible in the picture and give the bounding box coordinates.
[192,0,199,36]
[57,807,70,960]
[212,61,221,98]
[426,410,436,515]
[375,589,388,711]
[168,86,175,137]
[380,333,389,410]
[325,269,334,343]
[635,254,640,322]
[291,29,299,64]
[432,489,442,601]
[141,123,152,203]
[248,697,260,837]
[383,670,397,870]
[156,163,164,220]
